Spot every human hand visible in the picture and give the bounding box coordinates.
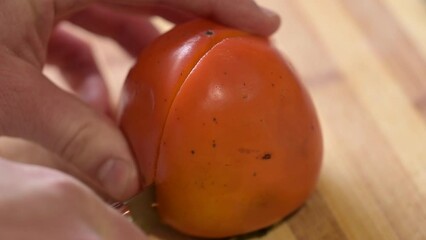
[0,157,147,240]
[0,0,280,202]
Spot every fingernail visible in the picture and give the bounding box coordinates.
[97,158,138,199]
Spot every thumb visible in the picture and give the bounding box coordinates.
[0,51,139,200]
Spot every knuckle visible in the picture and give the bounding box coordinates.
[24,166,91,206]
[48,174,82,194]
[37,170,87,200]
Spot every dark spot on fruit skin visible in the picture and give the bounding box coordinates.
[213,117,218,124]
[253,172,257,177]
[262,153,272,160]
[271,83,275,87]
[223,71,228,75]
[205,30,214,36]
[243,82,246,87]
[212,140,217,148]
[242,94,248,99]
[191,150,195,155]
[311,124,315,131]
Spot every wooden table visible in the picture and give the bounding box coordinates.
[45,0,426,239]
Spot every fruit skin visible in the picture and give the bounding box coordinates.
[118,19,322,238]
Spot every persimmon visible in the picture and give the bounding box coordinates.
[118,19,322,238]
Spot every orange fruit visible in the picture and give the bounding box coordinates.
[118,19,322,238]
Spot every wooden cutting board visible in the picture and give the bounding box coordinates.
[44,0,426,239]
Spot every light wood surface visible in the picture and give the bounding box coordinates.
[44,0,426,239]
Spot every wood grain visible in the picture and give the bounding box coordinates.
[43,0,426,239]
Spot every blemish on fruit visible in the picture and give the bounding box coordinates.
[213,117,218,124]
[191,150,195,155]
[212,140,217,148]
[243,94,248,99]
[253,172,257,177]
[262,153,272,160]
[205,30,214,36]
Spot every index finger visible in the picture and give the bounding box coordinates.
[56,0,280,36]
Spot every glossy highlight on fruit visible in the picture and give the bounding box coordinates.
[118,19,322,238]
